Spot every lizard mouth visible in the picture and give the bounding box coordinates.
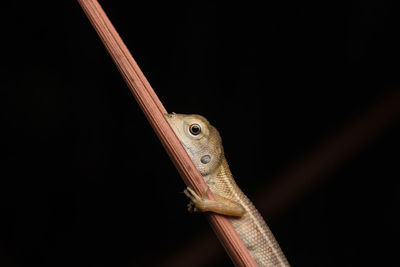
[181,141,192,154]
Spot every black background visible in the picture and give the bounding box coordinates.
[1,1,399,266]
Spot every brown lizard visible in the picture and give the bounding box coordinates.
[165,113,290,267]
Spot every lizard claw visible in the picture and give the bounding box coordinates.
[184,187,201,202]
[187,201,199,213]
[184,187,205,213]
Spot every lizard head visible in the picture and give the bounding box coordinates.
[164,113,224,176]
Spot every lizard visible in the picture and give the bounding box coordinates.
[165,113,290,267]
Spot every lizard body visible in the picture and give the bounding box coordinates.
[165,113,290,267]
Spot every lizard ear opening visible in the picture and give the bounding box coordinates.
[201,155,211,164]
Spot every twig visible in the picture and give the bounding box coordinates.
[77,0,257,266]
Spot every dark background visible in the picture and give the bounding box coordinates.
[1,1,399,266]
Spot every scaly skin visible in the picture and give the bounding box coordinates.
[165,113,290,267]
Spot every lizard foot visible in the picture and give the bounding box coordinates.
[183,187,245,216]
[183,187,208,212]
[187,201,199,213]
[183,187,201,202]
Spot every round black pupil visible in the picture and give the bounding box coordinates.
[191,125,200,134]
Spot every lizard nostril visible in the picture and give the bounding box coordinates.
[201,155,211,164]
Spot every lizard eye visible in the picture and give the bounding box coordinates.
[189,124,201,135]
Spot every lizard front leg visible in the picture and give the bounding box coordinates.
[184,187,245,217]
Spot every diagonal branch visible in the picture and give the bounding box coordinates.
[77,0,257,266]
